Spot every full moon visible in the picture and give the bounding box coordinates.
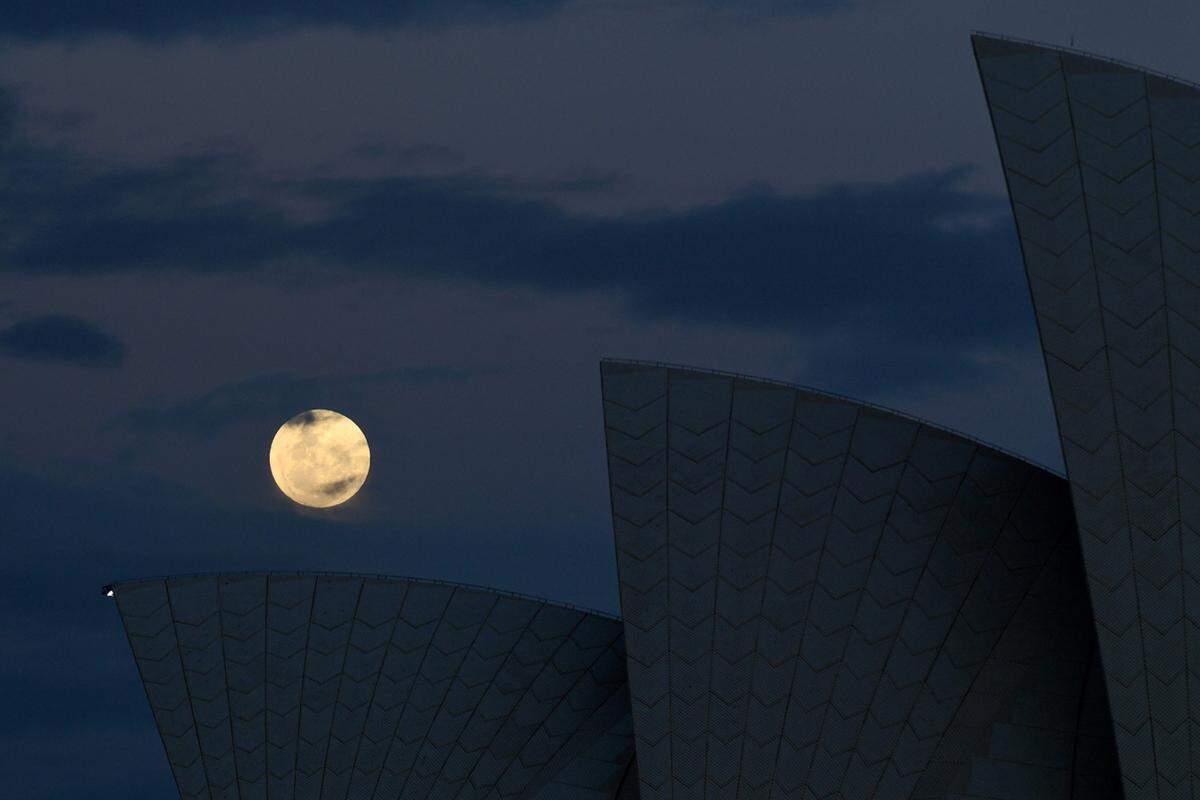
[269,409,370,508]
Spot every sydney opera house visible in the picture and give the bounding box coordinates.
[105,33,1200,799]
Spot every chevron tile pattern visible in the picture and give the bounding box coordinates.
[975,32,1200,800]
[109,573,634,800]
[600,359,1121,799]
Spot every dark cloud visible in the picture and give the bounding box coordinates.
[0,145,294,273]
[286,410,321,428]
[0,0,855,41]
[0,121,1027,363]
[0,1,564,41]
[319,477,356,496]
[293,169,1022,350]
[115,366,473,435]
[0,314,126,367]
[0,82,1031,396]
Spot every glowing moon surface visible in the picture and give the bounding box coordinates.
[269,409,370,508]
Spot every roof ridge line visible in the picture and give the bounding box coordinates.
[599,357,1066,479]
[971,30,1200,93]
[102,570,623,621]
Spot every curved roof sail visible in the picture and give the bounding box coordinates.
[974,31,1200,800]
[600,359,1120,799]
[107,572,634,800]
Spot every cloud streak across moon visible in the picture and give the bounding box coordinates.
[269,409,370,508]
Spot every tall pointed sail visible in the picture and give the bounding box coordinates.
[974,32,1200,800]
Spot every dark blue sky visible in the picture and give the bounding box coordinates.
[3,1,1198,797]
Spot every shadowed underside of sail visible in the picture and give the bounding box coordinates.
[975,31,1200,800]
[600,359,1121,800]
[109,573,634,800]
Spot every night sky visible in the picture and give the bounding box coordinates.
[4,2,1199,796]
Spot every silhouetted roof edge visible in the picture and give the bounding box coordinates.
[971,30,1200,92]
[102,570,622,621]
[601,357,1066,479]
